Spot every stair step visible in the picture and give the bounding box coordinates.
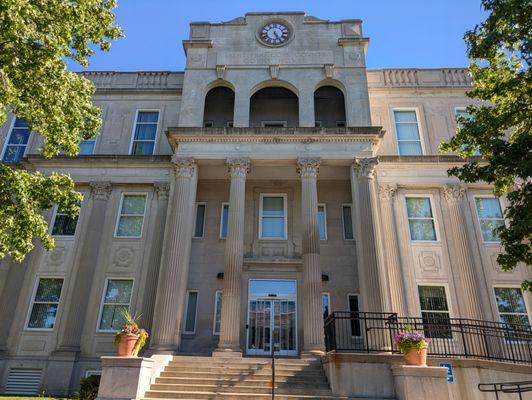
[160,371,326,380]
[156,376,328,385]
[144,391,350,399]
[149,383,332,395]
[166,363,322,372]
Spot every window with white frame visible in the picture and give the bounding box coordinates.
[51,206,79,236]
[193,203,206,238]
[418,285,452,339]
[27,278,64,329]
[98,279,133,331]
[130,111,159,155]
[219,203,229,239]
[2,118,31,163]
[406,197,437,241]
[318,204,327,240]
[184,291,198,334]
[322,293,330,319]
[79,136,97,155]
[393,110,423,155]
[342,204,354,240]
[348,294,361,337]
[115,194,147,238]
[494,287,530,328]
[260,195,287,239]
[475,197,504,242]
[213,290,222,335]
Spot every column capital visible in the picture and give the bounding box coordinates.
[353,157,378,178]
[154,182,170,200]
[89,181,112,201]
[171,156,196,178]
[378,184,398,201]
[297,157,321,179]
[226,157,251,178]
[442,184,466,204]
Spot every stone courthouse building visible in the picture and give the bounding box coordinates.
[0,11,531,399]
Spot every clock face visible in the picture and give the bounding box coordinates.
[260,22,290,46]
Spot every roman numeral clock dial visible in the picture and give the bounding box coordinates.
[259,22,291,46]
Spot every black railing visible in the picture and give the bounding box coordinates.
[324,312,532,365]
[478,380,532,400]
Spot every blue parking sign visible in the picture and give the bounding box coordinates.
[440,362,454,382]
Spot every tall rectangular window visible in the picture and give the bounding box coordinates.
[318,204,327,240]
[2,118,31,163]
[348,294,361,337]
[475,198,504,242]
[98,279,133,331]
[213,290,222,335]
[79,137,97,155]
[26,278,64,330]
[406,197,437,241]
[342,204,354,240]
[184,291,198,334]
[115,194,147,238]
[393,110,423,155]
[494,287,530,328]
[220,203,229,239]
[260,195,287,239]
[418,286,451,339]
[51,207,79,237]
[130,111,159,155]
[193,203,206,238]
[322,293,330,319]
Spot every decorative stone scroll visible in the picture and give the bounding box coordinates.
[216,65,227,80]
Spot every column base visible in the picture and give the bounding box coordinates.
[149,344,177,355]
[301,349,325,359]
[212,349,243,358]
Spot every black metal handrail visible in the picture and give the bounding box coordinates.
[478,380,532,400]
[324,311,532,365]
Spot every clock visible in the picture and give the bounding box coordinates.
[258,21,291,46]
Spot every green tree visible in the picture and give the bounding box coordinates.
[0,0,122,262]
[440,0,531,290]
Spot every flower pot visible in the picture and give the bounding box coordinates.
[403,345,428,366]
[117,334,139,357]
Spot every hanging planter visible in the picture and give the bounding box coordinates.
[394,331,430,366]
[114,311,149,357]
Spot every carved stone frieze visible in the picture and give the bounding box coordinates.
[442,184,465,204]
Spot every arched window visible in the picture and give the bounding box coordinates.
[203,86,235,127]
[314,86,346,128]
[250,87,299,128]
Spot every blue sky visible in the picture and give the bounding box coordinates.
[68,0,487,72]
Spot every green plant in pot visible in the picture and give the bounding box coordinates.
[394,331,430,366]
[114,311,149,357]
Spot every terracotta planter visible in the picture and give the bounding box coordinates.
[403,345,428,366]
[117,334,139,357]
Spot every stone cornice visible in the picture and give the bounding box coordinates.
[378,155,483,163]
[24,154,172,168]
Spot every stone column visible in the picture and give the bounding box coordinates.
[378,185,408,317]
[297,158,325,354]
[151,157,198,351]
[216,158,250,355]
[351,158,384,313]
[442,185,484,320]
[56,181,112,352]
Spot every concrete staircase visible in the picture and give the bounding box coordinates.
[143,356,353,400]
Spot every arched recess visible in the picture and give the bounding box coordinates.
[249,85,299,128]
[314,85,346,128]
[203,85,235,127]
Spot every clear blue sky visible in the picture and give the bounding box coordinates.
[68,0,487,72]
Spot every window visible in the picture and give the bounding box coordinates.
[184,291,198,334]
[475,197,504,242]
[2,118,30,163]
[213,290,222,335]
[318,204,327,240]
[260,195,287,239]
[322,293,330,319]
[220,203,229,239]
[348,294,361,337]
[115,194,147,238]
[393,110,423,155]
[226,121,234,128]
[494,287,530,328]
[315,121,323,128]
[79,137,96,155]
[98,279,133,331]
[418,286,451,339]
[335,121,346,128]
[406,197,437,241]
[193,203,206,238]
[203,121,214,128]
[51,206,79,237]
[130,111,159,155]
[261,121,287,128]
[26,278,64,329]
[342,204,354,240]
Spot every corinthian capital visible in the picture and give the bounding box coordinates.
[442,184,465,204]
[378,184,397,201]
[226,157,251,178]
[171,156,196,178]
[154,182,170,200]
[297,157,321,179]
[353,157,378,178]
[90,181,112,201]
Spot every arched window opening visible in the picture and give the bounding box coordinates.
[250,87,299,128]
[203,86,235,128]
[314,86,346,128]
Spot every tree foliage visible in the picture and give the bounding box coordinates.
[0,0,122,261]
[440,0,532,290]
